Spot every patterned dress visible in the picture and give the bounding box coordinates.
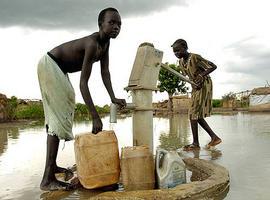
[179,53,214,120]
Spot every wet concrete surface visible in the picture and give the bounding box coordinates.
[92,158,229,200]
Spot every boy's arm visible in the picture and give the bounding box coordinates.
[80,43,102,134]
[100,47,126,108]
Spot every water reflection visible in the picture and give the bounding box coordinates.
[8,126,19,139]
[159,114,190,150]
[180,148,222,161]
[0,125,20,155]
[0,121,57,158]
[40,186,115,200]
[0,129,8,155]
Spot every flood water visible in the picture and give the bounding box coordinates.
[0,112,270,200]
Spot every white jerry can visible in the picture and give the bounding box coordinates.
[156,148,186,189]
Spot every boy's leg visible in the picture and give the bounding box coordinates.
[183,119,200,150]
[40,134,72,191]
[198,118,221,146]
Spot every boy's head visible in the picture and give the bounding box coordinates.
[171,39,188,59]
[98,7,121,38]
[98,8,119,27]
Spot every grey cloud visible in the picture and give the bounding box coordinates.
[225,36,268,58]
[0,0,187,30]
[224,37,270,81]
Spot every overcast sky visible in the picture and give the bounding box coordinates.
[0,0,269,105]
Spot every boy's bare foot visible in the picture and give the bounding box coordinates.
[40,180,74,191]
[183,143,200,151]
[99,183,119,191]
[207,137,222,147]
[55,166,74,181]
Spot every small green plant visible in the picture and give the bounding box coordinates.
[240,96,249,107]
[212,99,222,108]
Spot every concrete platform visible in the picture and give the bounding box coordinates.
[90,158,230,200]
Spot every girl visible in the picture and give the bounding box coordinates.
[171,39,221,151]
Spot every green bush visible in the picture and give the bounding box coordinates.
[6,99,111,120]
[212,99,222,108]
[95,104,110,114]
[6,96,18,120]
[16,103,44,119]
[74,103,110,119]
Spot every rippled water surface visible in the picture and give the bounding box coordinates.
[0,112,270,199]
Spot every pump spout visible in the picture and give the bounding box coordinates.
[110,103,136,123]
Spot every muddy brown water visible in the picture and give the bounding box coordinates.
[0,112,270,199]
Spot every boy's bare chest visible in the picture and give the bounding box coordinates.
[94,44,108,61]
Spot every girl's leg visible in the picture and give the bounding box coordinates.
[190,119,199,146]
[183,119,200,151]
[198,118,222,146]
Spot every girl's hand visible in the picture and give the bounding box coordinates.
[194,74,204,85]
[193,74,204,90]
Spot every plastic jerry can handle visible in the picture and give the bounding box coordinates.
[156,148,168,170]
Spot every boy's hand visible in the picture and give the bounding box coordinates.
[92,117,103,134]
[112,98,126,109]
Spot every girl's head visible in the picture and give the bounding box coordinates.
[171,39,188,59]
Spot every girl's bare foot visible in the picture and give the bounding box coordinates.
[207,137,222,147]
[183,143,200,151]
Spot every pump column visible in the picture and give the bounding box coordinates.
[131,89,153,151]
[125,42,163,153]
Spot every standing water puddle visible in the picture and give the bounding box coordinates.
[0,112,270,199]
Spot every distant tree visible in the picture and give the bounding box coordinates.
[74,103,110,119]
[6,96,18,120]
[221,92,236,108]
[222,92,236,101]
[158,64,188,112]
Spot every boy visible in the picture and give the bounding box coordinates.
[171,39,221,151]
[37,7,126,191]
